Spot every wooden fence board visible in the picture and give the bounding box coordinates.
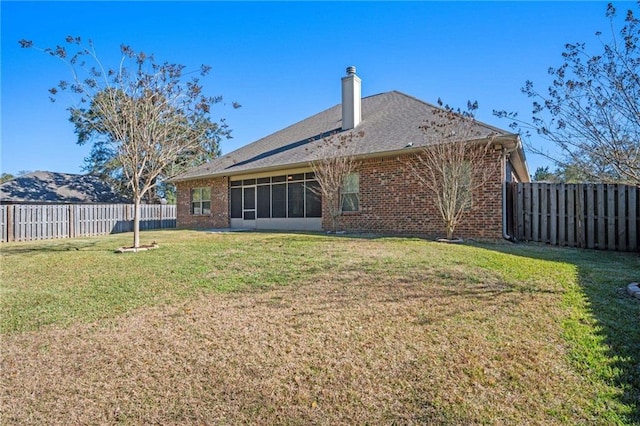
[510,182,638,252]
[532,184,540,241]
[567,186,576,247]
[1,203,177,243]
[540,184,548,243]
[586,184,595,249]
[577,184,585,248]
[558,184,566,246]
[516,184,524,240]
[607,184,616,250]
[0,206,6,242]
[618,184,627,251]
[597,184,605,249]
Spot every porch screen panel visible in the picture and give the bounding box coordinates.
[305,181,322,217]
[230,187,242,218]
[230,176,321,220]
[243,187,255,210]
[257,185,271,218]
[272,184,286,218]
[243,187,255,220]
[288,182,304,217]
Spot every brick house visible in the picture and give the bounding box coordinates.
[172,67,530,240]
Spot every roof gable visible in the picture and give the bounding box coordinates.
[174,91,515,181]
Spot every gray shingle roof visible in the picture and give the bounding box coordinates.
[173,91,514,181]
[0,171,130,204]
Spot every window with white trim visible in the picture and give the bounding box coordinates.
[341,172,359,212]
[191,187,211,215]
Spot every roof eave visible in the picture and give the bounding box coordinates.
[171,134,529,183]
[498,135,530,183]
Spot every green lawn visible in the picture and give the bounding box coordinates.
[1,230,638,424]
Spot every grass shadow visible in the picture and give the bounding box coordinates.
[0,240,101,257]
[477,241,640,424]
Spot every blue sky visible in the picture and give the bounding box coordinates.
[1,1,618,177]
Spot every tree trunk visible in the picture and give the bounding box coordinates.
[133,196,141,250]
[330,199,339,233]
[446,222,454,240]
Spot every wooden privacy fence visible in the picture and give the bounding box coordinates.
[510,183,639,252]
[0,204,176,243]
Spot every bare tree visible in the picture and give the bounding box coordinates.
[495,2,639,185]
[20,37,238,250]
[407,101,498,240]
[308,131,362,232]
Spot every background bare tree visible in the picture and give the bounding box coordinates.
[407,101,498,240]
[21,37,238,249]
[495,2,639,185]
[308,131,362,232]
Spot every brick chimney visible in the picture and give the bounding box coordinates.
[341,66,361,130]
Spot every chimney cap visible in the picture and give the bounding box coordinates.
[346,66,356,75]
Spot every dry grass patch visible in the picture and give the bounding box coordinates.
[1,231,638,424]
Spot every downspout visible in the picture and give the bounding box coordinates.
[502,149,516,242]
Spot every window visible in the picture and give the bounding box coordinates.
[341,173,359,212]
[191,187,211,215]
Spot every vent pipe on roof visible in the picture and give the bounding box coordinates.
[341,66,361,130]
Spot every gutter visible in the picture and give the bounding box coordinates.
[502,175,515,242]
[495,135,530,243]
[501,147,517,243]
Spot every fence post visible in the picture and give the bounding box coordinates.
[7,205,14,242]
[576,184,585,248]
[68,204,74,238]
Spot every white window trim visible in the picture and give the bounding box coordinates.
[191,187,211,215]
[341,172,360,213]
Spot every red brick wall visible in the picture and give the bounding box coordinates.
[176,150,506,239]
[323,150,505,240]
[175,177,229,229]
